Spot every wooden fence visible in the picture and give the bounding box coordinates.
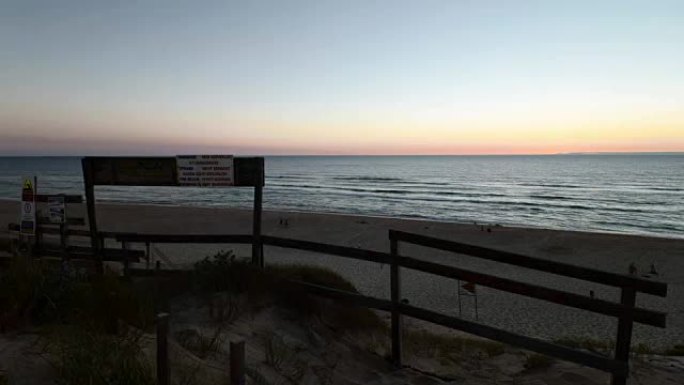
[117,230,667,385]
[7,193,145,263]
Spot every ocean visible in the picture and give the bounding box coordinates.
[0,155,682,238]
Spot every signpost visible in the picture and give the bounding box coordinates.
[20,177,36,235]
[82,156,265,273]
[48,196,66,224]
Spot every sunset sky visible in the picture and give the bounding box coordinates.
[1,0,683,155]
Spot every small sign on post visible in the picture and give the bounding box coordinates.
[176,155,234,187]
[20,176,36,234]
[48,196,66,224]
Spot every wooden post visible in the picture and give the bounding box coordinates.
[252,184,263,268]
[611,287,636,385]
[390,236,402,368]
[59,222,68,262]
[106,291,119,335]
[156,313,170,385]
[457,279,462,317]
[32,176,40,258]
[155,260,168,312]
[122,241,129,278]
[230,340,246,385]
[81,158,102,274]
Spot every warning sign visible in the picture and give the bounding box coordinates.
[176,155,234,187]
[48,196,66,224]
[20,176,36,234]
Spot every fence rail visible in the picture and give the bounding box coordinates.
[395,254,665,327]
[389,230,667,296]
[75,230,667,385]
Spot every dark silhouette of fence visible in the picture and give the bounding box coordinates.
[116,230,667,385]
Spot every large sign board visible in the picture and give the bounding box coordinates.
[176,155,234,187]
[90,157,178,186]
[85,156,263,187]
[81,155,266,270]
[20,176,36,234]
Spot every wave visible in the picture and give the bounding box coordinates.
[271,175,312,180]
[372,195,664,214]
[646,187,683,192]
[267,184,512,198]
[593,221,684,233]
[331,176,405,182]
[517,183,586,189]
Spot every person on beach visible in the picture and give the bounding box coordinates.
[628,262,638,275]
[649,263,658,276]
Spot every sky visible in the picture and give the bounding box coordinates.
[1,0,683,155]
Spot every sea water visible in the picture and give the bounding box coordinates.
[0,155,682,238]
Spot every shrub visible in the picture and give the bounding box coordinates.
[0,257,71,329]
[553,336,613,355]
[64,272,156,331]
[175,327,224,359]
[192,250,252,293]
[524,354,554,370]
[263,332,289,370]
[0,257,155,332]
[267,264,358,292]
[665,344,684,356]
[44,325,154,385]
[0,237,10,253]
[191,254,386,333]
[404,329,505,360]
[632,343,653,356]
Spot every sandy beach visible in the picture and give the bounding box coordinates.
[1,199,682,349]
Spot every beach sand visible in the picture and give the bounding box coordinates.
[1,200,682,349]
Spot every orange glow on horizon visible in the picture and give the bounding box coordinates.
[2,98,682,155]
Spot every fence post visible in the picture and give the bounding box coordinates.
[611,287,636,385]
[122,240,129,278]
[156,312,170,385]
[230,340,246,385]
[59,222,67,262]
[155,261,169,313]
[252,184,263,268]
[82,159,103,275]
[390,235,402,368]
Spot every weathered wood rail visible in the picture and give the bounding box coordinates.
[388,230,667,385]
[116,230,667,385]
[7,193,144,262]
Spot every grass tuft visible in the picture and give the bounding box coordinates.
[44,325,154,385]
[664,344,684,356]
[191,253,386,333]
[553,336,613,355]
[0,237,11,253]
[262,332,289,370]
[404,329,505,362]
[524,353,554,371]
[175,327,224,359]
[0,257,155,332]
[632,343,653,356]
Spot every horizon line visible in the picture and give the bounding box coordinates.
[2,151,683,157]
